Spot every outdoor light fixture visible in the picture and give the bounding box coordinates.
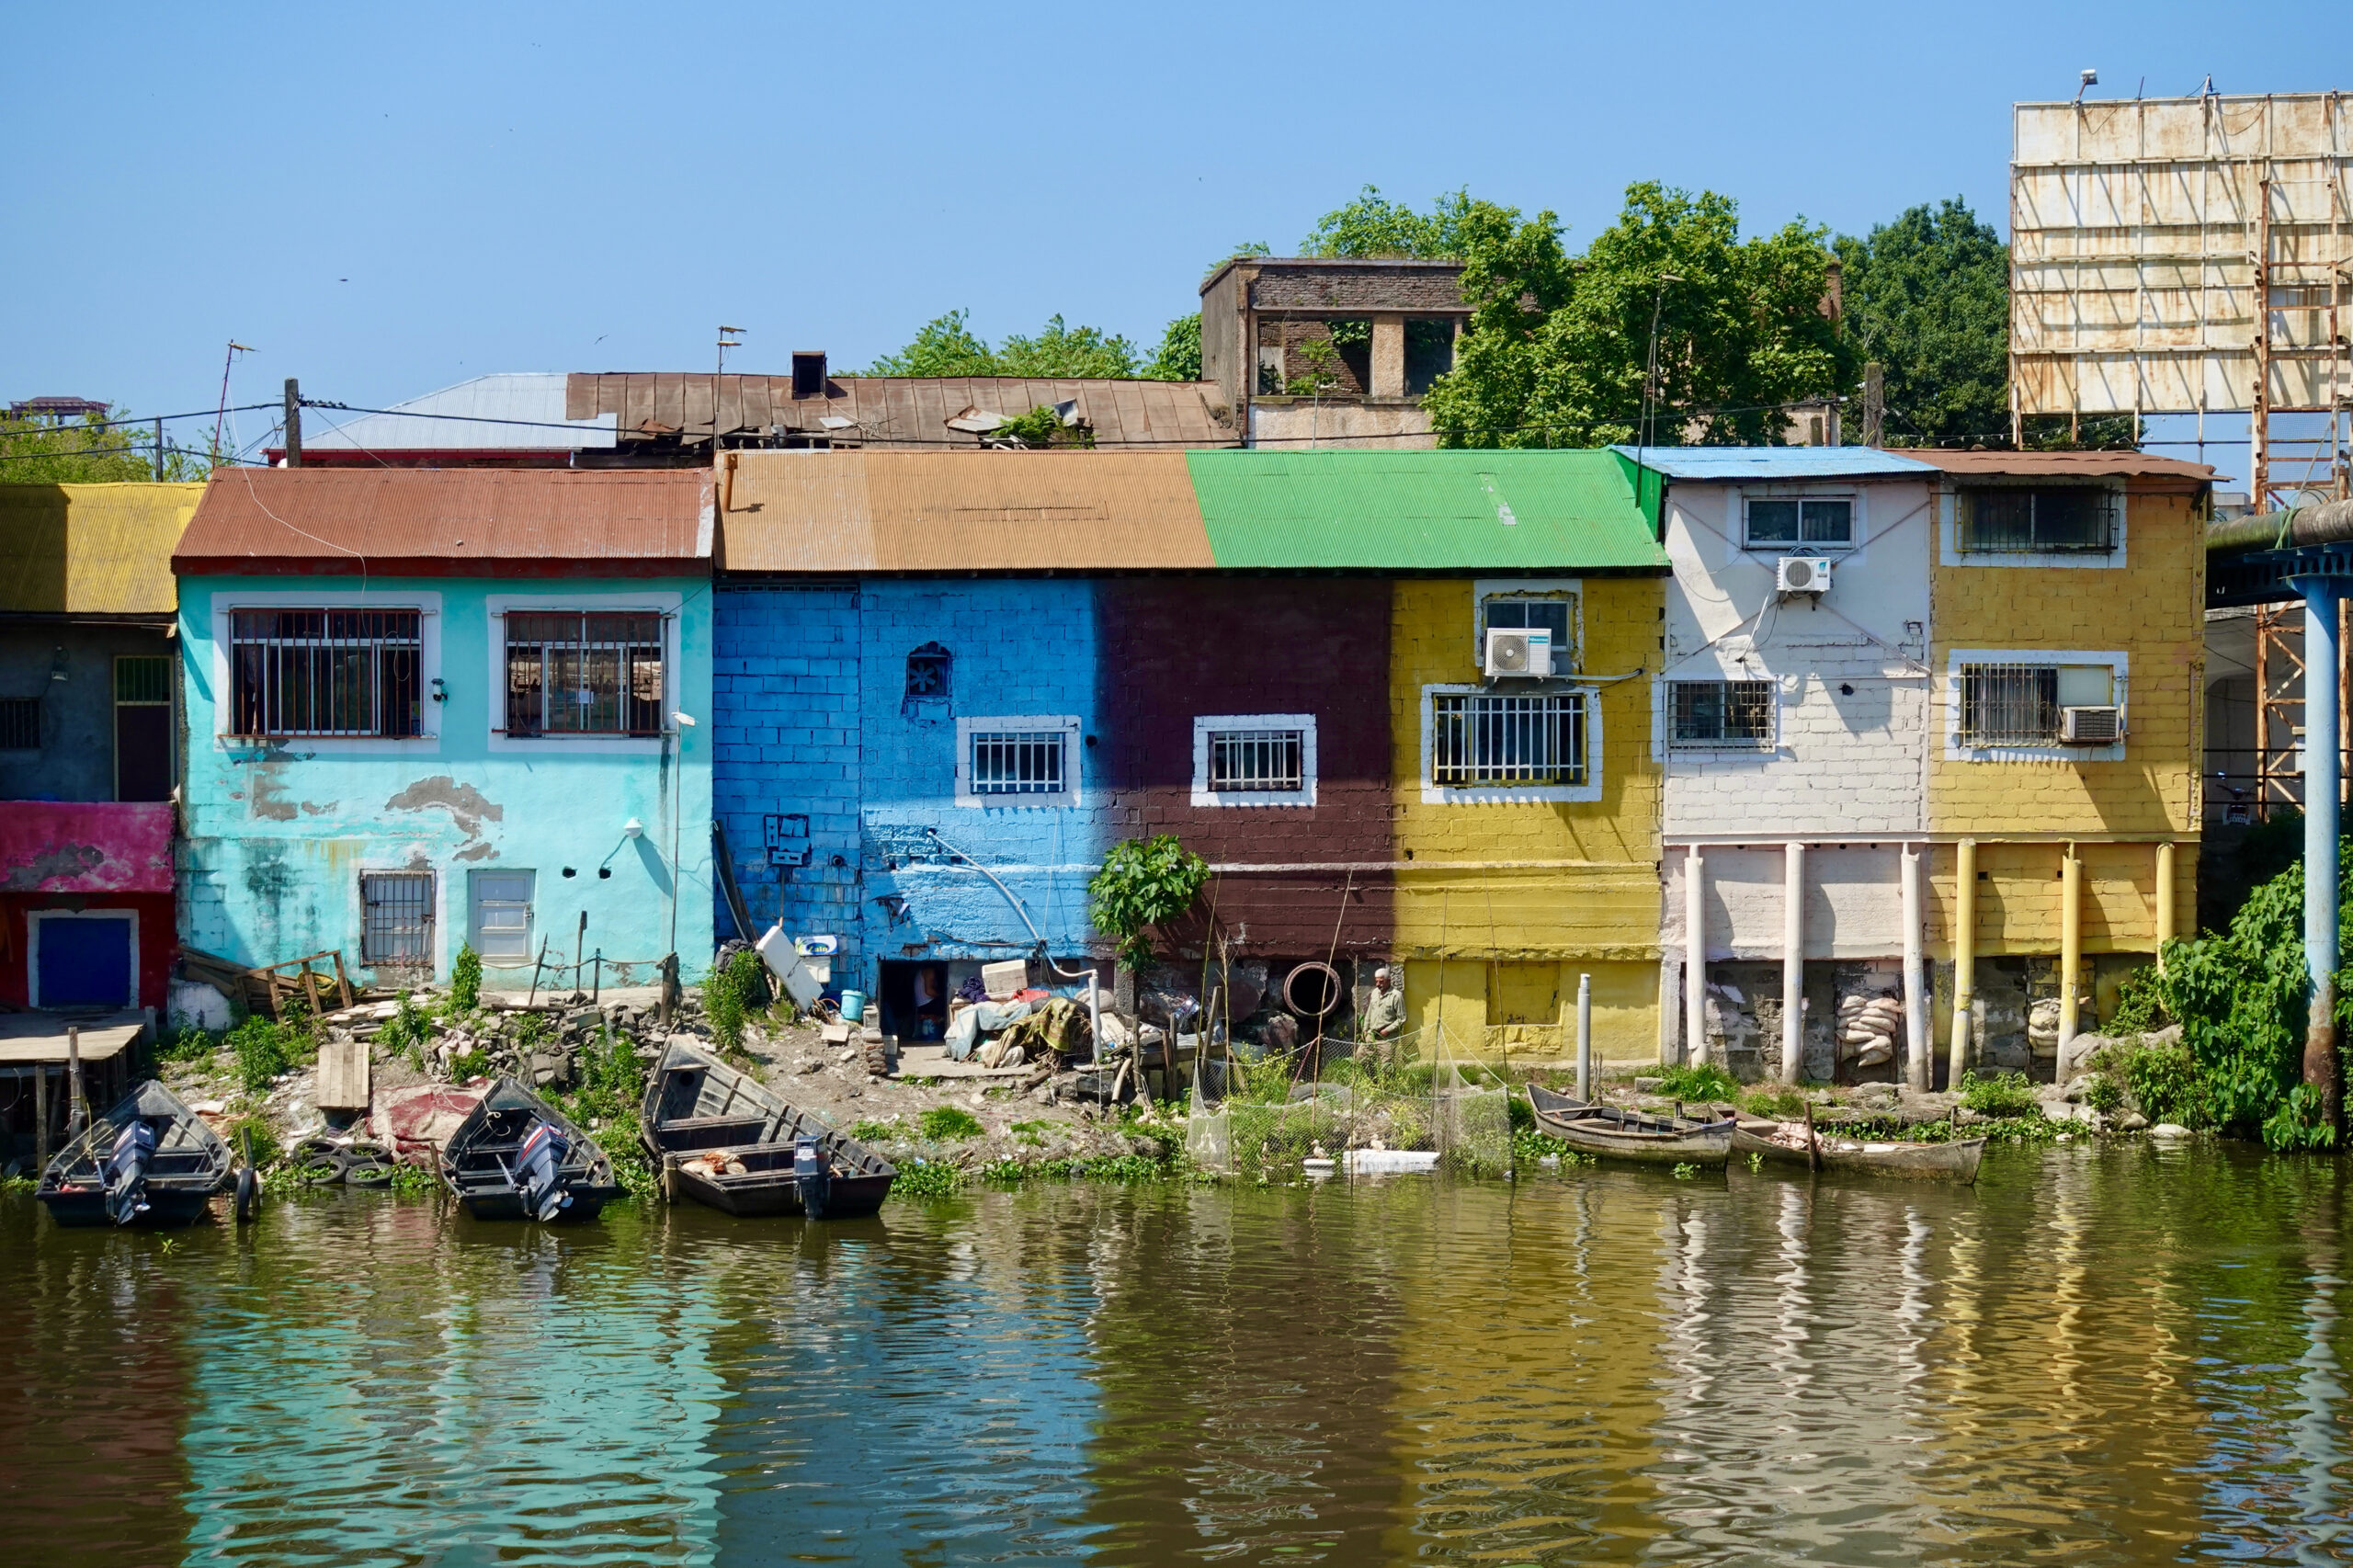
[671,710,697,727]
[2075,68,2098,102]
[50,647,68,681]
[623,818,643,838]
[431,677,449,703]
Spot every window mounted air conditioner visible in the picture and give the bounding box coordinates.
[1483,627,1552,678]
[1776,556,1834,595]
[2061,705,2122,744]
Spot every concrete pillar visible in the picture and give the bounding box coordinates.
[1781,842,1805,1084]
[1949,837,1977,1089]
[1575,972,1593,1100]
[1902,846,1929,1092]
[1685,847,1708,1067]
[2302,578,2344,1133]
[2154,839,2177,967]
[1370,313,1406,397]
[2059,846,2084,1054]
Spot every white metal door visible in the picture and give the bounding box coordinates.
[471,871,535,963]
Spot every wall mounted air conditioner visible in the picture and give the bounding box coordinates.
[1776,556,1834,595]
[1483,627,1552,678]
[2061,705,2122,744]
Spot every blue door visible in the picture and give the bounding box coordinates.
[36,914,133,1007]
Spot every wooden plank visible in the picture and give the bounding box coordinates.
[315,1039,370,1112]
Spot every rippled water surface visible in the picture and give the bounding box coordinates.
[2,1142,2349,1565]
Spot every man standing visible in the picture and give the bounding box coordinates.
[1362,965,1405,1067]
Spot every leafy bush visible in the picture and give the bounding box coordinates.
[449,945,483,1015]
[702,948,769,1057]
[1654,1063,1741,1103]
[918,1106,984,1142]
[221,1114,280,1169]
[1959,1069,2040,1119]
[1744,1085,1805,1120]
[1088,835,1211,965]
[2079,1072,2124,1115]
[2092,1038,2205,1127]
[510,1011,552,1051]
[449,1047,494,1083]
[376,993,434,1066]
[155,1023,219,1064]
[892,1159,966,1200]
[228,1016,293,1093]
[2107,964,2167,1035]
[849,1119,900,1142]
[2265,1084,2337,1152]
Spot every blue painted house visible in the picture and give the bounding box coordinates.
[171,469,714,991]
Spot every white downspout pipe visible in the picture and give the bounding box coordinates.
[1684,846,1707,1068]
[1781,841,1805,1085]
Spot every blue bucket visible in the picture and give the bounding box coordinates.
[838,989,867,1023]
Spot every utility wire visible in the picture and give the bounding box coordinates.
[0,403,278,436]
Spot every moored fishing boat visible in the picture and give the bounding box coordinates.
[439,1078,622,1221]
[36,1081,233,1228]
[1730,1119,1986,1182]
[641,1040,894,1219]
[1525,1084,1733,1167]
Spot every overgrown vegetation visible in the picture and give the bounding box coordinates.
[701,947,770,1059]
[1088,834,1211,965]
[554,1026,656,1197]
[866,310,1143,379]
[376,992,434,1067]
[1652,1063,1742,1103]
[891,1159,967,1200]
[449,945,483,1015]
[1958,1068,2040,1119]
[917,1106,984,1142]
[1742,1085,1806,1120]
[988,403,1093,449]
[154,1023,218,1064]
[222,1114,280,1170]
[227,1008,314,1094]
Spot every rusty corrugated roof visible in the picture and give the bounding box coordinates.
[173,469,713,577]
[719,451,1213,573]
[568,373,1236,449]
[1903,449,2215,483]
[0,483,203,616]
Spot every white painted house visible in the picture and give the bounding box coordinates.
[1630,446,1944,1085]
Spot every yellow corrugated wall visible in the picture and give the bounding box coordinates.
[0,482,203,615]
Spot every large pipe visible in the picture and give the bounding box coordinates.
[1685,847,1707,1068]
[1902,846,1928,1092]
[2206,500,2353,556]
[2302,577,2343,1132]
[2059,846,2084,1056]
[1949,837,1977,1089]
[1782,841,1805,1085]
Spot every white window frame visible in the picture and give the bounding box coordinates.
[1191,713,1317,807]
[1666,677,1779,752]
[1943,649,2128,762]
[27,908,140,1008]
[1419,683,1603,804]
[955,714,1082,808]
[1473,578,1582,672]
[1739,490,1863,553]
[485,591,681,755]
[1938,482,2127,569]
[207,588,441,753]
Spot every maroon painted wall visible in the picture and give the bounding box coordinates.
[1095,577,1392,958]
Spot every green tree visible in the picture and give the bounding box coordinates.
[1834,198,2008,446]
[1142,313,1201,381]
[1301,185,1474,258]
[1426,183,1848,449]
[867,311,1141,379]
[864,309,999,376]
[1,408,213,483]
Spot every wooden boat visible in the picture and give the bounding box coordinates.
[640,1040,894,1219]
[1730,1119,1986,1183]
[439,1078,623,1222]
[1525,1084,1734,1167]
[36,1080,233,1228]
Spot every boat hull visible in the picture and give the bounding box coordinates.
[456,1185,623,1223]
[37,1183,222,1229]
[1731,1123,1985,1182]
[1526,1085,1733,1167]
[439,1078,622,1223]
[642,1042,895,1219]
[673,1165,893,1219]
[35,1080,235,1229]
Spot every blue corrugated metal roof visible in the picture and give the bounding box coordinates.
[1609,445,1936,481]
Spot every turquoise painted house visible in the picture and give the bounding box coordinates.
[171,469,715,991]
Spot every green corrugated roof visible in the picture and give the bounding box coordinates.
[1186,449,1666,571]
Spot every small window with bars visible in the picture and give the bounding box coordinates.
[115,654,172,706]
[1430,690,1588,789]
[1670,680,1775,748]
[1746,497,1853,548]
[1958,488,2115,554]
[1193,714,1316,805]
[229,608,423,738]
[965,722,1071,800]
[359,870,435,967]
[0,696,40,750]
[1958,663,2117,748]
[505,611,665,737]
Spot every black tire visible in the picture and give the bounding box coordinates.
[290,1148,351,1187]
[342,1142,397,1188]
[233,1166,261,1222]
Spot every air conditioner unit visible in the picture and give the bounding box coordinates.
[1484,627,1552,678]
[2061,705,2122,744]
[1776,556,1834,595]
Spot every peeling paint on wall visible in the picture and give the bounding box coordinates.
[386,776,505,840]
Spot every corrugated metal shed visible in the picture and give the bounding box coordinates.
[1903,450,2215,484]
[174,470,713,577]
[1612,445,1936,481]
[300,373,616,454]
[1187,450,1666,572]
[0,483,204,616]
[720,452,1213,573]
[567,373,1235,449]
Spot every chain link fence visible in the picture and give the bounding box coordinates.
[1185,1027,1514,1179]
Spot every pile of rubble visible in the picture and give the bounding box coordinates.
[324,990,695,1090]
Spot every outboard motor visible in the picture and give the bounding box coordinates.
[793,1137,831,1220]
[102,1119,158,1225]
[515,1119,573,1221]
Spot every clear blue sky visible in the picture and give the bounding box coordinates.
[2,0,2336,460]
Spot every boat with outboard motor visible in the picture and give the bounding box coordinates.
[36,1080,235,1227]
[640,1040,894,1218]
[438,1078,622,1221]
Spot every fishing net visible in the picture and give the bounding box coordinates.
[1187,1026,1517,1178]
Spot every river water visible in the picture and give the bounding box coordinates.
[1,1142,2347,1566]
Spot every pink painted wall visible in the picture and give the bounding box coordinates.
[0,801,174,895]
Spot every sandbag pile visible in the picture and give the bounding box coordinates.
[1837,991,1902,1068]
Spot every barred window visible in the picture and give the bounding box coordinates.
[360,870,435,966]
[229,608,422,738]
[0,697,39,749]
[1671,680,1775,748]
[1746,497,1853,547]
[970,729,1066,796]
[1431,691,1586,788]
[1210,729,1304,792]
[505,612,665,737]
[1959,665,2060,745]
[1959,488,2114,553]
